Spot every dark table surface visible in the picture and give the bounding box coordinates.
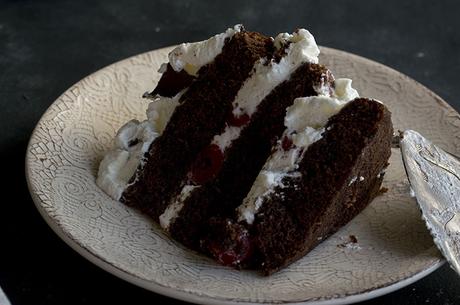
[2,0,460,304]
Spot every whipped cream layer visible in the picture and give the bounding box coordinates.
[168,24,242,76]
[237,78,359,224]
[159,185,199,229]
[232,29,319,118]
[96,91,184,200]
[159,29,320,231]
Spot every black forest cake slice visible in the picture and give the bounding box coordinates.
[97,25,393,275]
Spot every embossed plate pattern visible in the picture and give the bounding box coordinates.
[26,46,460,304]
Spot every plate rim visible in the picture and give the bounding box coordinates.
[25,45,451,305]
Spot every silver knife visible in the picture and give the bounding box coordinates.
[400,130,460,275]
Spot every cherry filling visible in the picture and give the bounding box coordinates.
[281,136,294,151]
[188,144,224,185]
[207,226,253,267]
[227,111,250,127]
[187,108,252,185]
[187,109,251,185]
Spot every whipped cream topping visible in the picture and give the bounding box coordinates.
[168,24,242,76]
[96,91,184,200]
[237,78,359,224]
[160,28,321,229]
[96,120,158,200]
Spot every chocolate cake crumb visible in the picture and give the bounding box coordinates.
[392,130,405,148]
[349,235,358,243]
[379,187,389,195]
[337,235,360,249]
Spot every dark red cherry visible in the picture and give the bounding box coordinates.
[207,227,253,267]
[227,112,250,127]
[189,144,224,185]
[218,250,239,266]
[281,136,294,151]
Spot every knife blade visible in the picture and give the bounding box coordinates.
[400,130,460,275]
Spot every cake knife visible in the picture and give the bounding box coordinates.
[400,130,460,275]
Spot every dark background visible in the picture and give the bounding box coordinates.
[1,0,460,304]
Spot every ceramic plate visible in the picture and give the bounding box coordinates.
[26,46,460,304]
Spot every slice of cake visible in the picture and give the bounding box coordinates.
[97,25,393,275]
[161,33,335,249]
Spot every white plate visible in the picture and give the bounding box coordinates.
[26,46,460,304]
